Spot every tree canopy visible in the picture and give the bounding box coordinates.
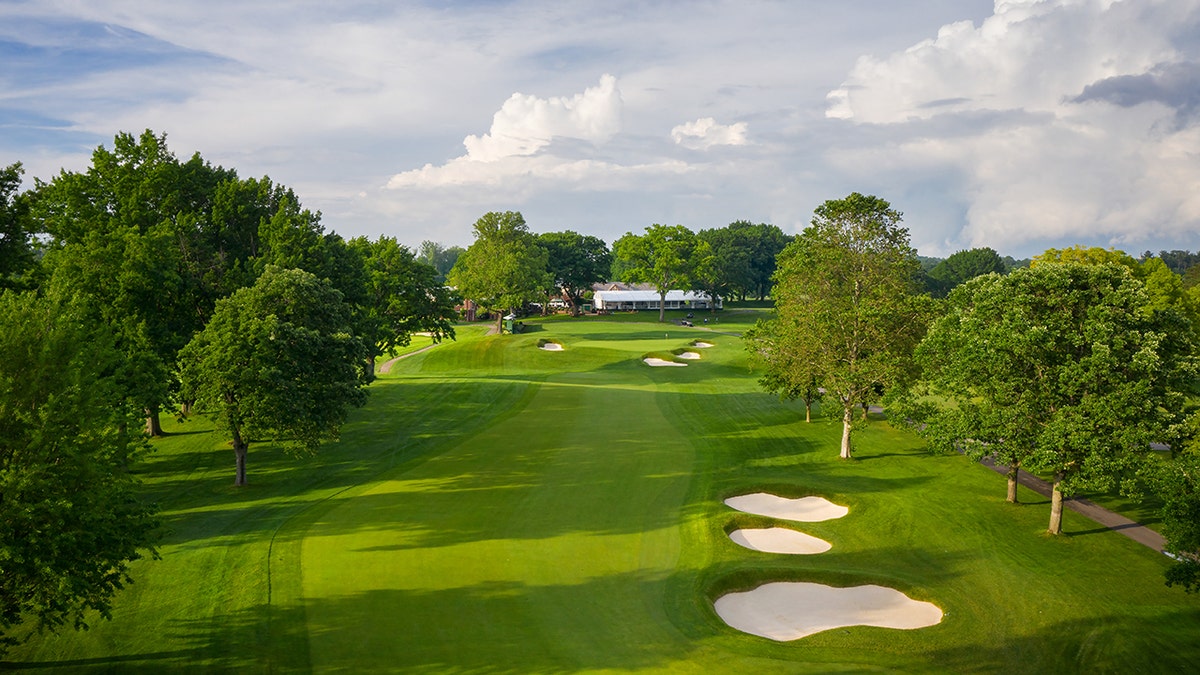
[0,291,158,653]
[538,231,612,316]
[769,193,930,459]
[448,211,550,329]
[925,247,1006,296]
[0,163,36,291]
[178,266,370,486]
[902,262,1193,534]
[613,224,700,322]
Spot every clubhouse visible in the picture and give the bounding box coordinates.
[592,288,721,312]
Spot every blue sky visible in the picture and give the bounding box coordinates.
[3,0,1200,258]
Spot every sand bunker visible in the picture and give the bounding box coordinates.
[715,582,942,641]
[725,493,848,522]
[677,351,701,360]
[729,528,831,555]
[692,341,714,348]
[539,342,563,351]
[644,357,687,367]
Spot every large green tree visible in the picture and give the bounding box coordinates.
[447,211,550,330]
[417,240,465,284]
[538,230,611,316]
[925,247,1006,296]
[902,263,1192,534]
[178,266,370,486]
[0,163,36,291]
[349,236,458,372]
[770,193,929,459]
[612,224,699,322]
[744,317,824,422]
[726,220,790,300]
[0,291,158,653]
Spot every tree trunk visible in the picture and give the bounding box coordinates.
[840,405,853,459]
[859,400,869,421]
[145,407,163,437]
[368,355,377,374]
[658,290,666,322]
[1048,476,1064,534]
[495,313,504,333]
[232,425,249,487]
[1006,465,1020,504]
[180,400,193,417]
[804,398,812,423]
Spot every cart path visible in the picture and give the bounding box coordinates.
[378,343,438,374]
[979,457,1166,552]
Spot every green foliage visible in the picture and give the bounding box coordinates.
[447,211,550,321]
[770,193,931,458]
[0,163,36,291]
[925,247,1006,296]
[0,291,158,653]
[537,230,612,314]
[743,318,824,421]
[613,224,699,321]
[417,240,465,284]
[178,266,369,485]
[349,236,457,368]
[1157,454,1200,592]
[904,263,1194,533]
[725,220,791,300]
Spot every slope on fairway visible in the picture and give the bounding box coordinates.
[300,371,700,672]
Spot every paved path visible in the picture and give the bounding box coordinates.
[378,343,438,374]
[871,407,1167,553]
[979,457,1166,552]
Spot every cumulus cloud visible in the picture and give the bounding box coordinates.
[670,117,748,149]
[825,0,1200,254]
[461,74,622,162]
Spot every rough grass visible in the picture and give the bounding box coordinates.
[7,316,1199,673]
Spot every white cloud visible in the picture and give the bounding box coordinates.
[825,0,1200,255]
[670,117,748,149]
[461,74,622,162]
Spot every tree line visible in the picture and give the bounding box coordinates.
[746,192,1200,594]
[0,131,460,650]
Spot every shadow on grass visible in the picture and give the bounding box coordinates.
[158,571,697,674]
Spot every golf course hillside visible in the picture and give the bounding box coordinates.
[8,313,1200,672]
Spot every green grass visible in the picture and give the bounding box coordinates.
[7,316,1199,672]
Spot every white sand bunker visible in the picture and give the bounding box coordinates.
[539,342,563,351]
[715,582,943,641]
[692,341,714,348]
[725,493,848,522]
[729,528,831,555]
[644,357,687,367]
[677,351,701,360]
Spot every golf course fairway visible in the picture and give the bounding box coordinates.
[6,312,1200,672]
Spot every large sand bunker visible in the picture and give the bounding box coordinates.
[692,341,714,348]
[715,582,943,641]
[539,342,563,351]
[729,528,831,554]
[644,357,687,367]
[676,351,701,360]
[725,493,848,522]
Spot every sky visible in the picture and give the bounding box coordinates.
[3,0,1200,259]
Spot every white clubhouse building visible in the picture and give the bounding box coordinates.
[592,289,721,312]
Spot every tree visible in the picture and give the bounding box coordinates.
[349,236,458,372]
[1157,453,1200,592]
[902,263,1192,534]
[694,226,753,311]
[178,266,369,486]
[417,240,465,284]
[925,247,1006,296]
[447,211,550,331]
[613,224,699,322]
[0,290,158,654]
[0,163,36,291]
[538,231,612,316]
[744,318,824,422]
[727,221,790,300]
[770,193,929,459]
